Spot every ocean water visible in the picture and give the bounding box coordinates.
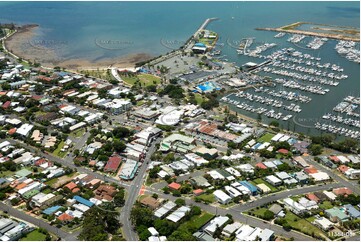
[0,1,359,136]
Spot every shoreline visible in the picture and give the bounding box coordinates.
[3,24,154,70]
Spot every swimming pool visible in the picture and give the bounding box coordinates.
[196,81,221,92]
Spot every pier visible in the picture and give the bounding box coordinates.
[193,17,219,38]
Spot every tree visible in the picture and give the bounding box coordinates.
[269,120,279,127]
[130,205,154,227]
[191,206,201,216]
[263,210,275,220]
[309,144,323,155]
[114,189,125,207]
[175,198,186,206]
[113,140,126,152]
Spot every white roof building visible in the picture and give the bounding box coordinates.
[309,172,330,181]
[204,216,230,235]
[224,186,242,198]
[16,124,33,137]
[213,190,231,204]
[166,206,191,223]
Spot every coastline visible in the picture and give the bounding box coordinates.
[4,24,153,70]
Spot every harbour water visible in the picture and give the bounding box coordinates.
[0,1,359,137]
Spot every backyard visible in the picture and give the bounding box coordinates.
[20,230,47,241]
[257,133,275,143]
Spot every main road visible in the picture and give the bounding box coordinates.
[119,137,161,241]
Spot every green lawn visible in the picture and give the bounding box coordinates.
[194,93,205,105]
[138,74,161,86]
[45,178,59,187]
[178,212,214,231]
[21,230,47,241]
[319,201,333,210]
[284,211,326,238]
[42,188,52,194]
[252,207,269,218]
[70,128,85,138]
[121,75,138,86]
[53,141,66,158]
[257,133,275,143]
[197,193,216,203]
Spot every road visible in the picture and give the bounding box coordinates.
[0,202,77,241]
[120,137,161,241]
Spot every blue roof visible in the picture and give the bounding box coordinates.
[272,160,283,166]
[344,204,360,218]
[240,181,258,193]
[194,43,206,47]
[73,196,94,207]
[42,205,62,215]
[57,72,69,77]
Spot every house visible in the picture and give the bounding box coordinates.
[258,228,275,241]
[166,206,191,223]
[298,197,318,210]
[193,231,215,241]
[269,204,284,217]
[148,227,159,237]
[293,156,309,167]
[314,191,329,202]
[222,222,242,238]
[325,207,349,223]
[344,169,360,180]
[309,172,330,182]
[282,198,306,215]
[332,187,353,196]
[314,217,334,231]
[154,201,177,219]
[323,191,337,201]
[204,216,230,235]
[104,155,122,173]
[292,171,309,184]
[94,185,117,201]
[190,176,211,188]
[306,193,320,203]
[265,175,282,186]
[213,190,232,204]
[193,189,204,196]
[168,182,181,191]
[139,196,161,210]
[225,186,242,198]
[256,183,272,194]
[255,162,267,170]
[343,204,360,219]
[239,181,258,195]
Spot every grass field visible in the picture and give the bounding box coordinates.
[20,230,47,241]
[53,141,66,158]
[257,133,275,143]
[121,74,160,87]
[197,193,216,203]
[284,211,326,238]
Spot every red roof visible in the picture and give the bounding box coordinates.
[34,158,47,166]
[337,165,349,174]
[193,189,204,196]
[329,156,340,163]
[306,193,320,203]
[8,128,17,135]
[72,188,80,193]
[304,167,318,174]
[333,187,353,196]
[255,162,267,169]
[58,213,74,221]
[2,101,11,109]
[168,182,181,190]
[278,148,289,154]
[64,182,77,191]
[104,156,122,172]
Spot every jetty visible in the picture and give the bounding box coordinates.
[193,17,219,38]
